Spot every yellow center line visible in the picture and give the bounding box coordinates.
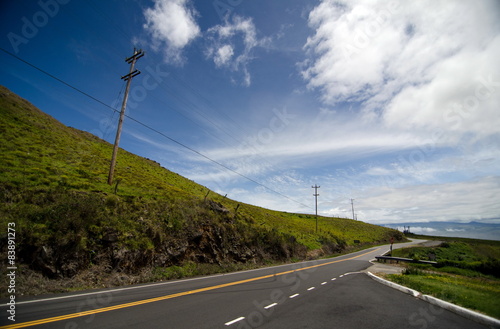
[1,248,380,328]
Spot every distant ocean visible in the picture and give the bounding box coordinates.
[381,221,500,241]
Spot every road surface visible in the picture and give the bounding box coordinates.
[0,240,488,328]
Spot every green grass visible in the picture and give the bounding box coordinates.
[386,238,500,319]
[391,240,500,277]
[388,271,500,318]
[0,85,404,295]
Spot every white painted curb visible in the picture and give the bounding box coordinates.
[366,271,420,298]
[421,294,500,328]
[367,272,500,328]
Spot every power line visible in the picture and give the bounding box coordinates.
[0,48,114,112]
[85,0,249,146]
[79,1,288,192]
[126,114,310,208]
[83,1,273,166]
[6,0,298,204]
[0,47,312,210]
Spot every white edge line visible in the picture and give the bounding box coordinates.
[11,245,389,306]
[11,273,232,305]
[11,258,327,306]
[225,316,245,326]
[11,249,376,306]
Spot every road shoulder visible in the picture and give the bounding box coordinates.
[365,262,500,328]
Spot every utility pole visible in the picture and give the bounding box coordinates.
[108,48,144,185]
[312,185,320,233]
[351,198,355,220]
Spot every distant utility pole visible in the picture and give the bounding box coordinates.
[108,48,144,185]
[351,198,355,220]
[312,185,320,233]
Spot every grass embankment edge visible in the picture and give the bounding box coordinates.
[378,237,500,320]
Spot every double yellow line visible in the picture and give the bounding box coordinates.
[1,248,379,328]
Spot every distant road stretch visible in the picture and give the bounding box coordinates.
[0,240,488,328]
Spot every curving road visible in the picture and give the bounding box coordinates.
[0,240,488,328]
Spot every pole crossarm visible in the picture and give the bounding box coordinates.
[121,69,141,81]
[126,50,145,63]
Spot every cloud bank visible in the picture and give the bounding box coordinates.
[302,0,500,139]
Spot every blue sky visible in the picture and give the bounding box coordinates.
[1,0,499,227]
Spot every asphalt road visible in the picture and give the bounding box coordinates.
[1,240,489,328]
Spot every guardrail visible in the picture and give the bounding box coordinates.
[375,256,437,265]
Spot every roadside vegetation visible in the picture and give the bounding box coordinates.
[0,86,404,296]
[386,235,500,319]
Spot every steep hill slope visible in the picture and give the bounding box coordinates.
[0,85,404,295]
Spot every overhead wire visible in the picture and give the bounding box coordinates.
[104,83,125,140]
[0,47,312,210]
[84,1,291,190]
[83,1,273,148]
[5,0,309,208]
[74,1,247,150]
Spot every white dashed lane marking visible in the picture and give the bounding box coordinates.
[225,317,245,326]
[225,275,347,325]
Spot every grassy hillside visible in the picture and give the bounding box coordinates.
[0,85,404,295]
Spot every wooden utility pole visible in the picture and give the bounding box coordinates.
[351,198,355,220]
[312,185,320,233]
[108,48,144,185]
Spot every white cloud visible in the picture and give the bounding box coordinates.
[446,228,465,232]
[302,0,500,139]
[406,227,437,234]
[136,1,500,227]
[354,176,500,224]
[384,39,500,138]
[213,44,234,66]
[205,15,269,86]
[143,0,200,63]
[362,145,500,186]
